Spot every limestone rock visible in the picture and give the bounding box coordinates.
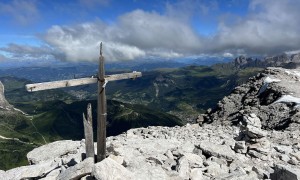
[245,125,268,139]
[92,158,133,180]
[0,170,6,177]
[234,141,247,154]
[5,160,59,180]
[290,152,300,161]
[190,168,203,180]
[177,156,190,179]
[108,154,124,165]
[243,113,262,128]
[57,157,94,180]
[206,161,228,177]
[198,141,236,160]
[40,168,61,180]
[27,140,82,164]
[0,81,13,109]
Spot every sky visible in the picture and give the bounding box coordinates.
[0,0,300,64]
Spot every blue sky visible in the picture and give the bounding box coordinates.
[0,0,299,64]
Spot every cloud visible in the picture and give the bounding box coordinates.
[43,10,203,62]
[0,43,56,60]
[0,54,6,61]
[211,0,300,55]
[2,0,300,62]
[0,0,39,25]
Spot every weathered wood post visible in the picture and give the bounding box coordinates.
[97,42,107,162]
[25,42,142,163]
[83,103,95,160]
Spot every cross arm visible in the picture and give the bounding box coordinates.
[25,71,142,92]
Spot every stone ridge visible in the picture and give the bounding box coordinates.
[1,67,300,179]
[1,122,299,179]
[0,81,13,110]
[205,67,300,132]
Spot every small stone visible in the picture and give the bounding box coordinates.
[57,157,94,180]
[165,150,174,159]
[274,145,293,154]
[290,151,300,161]
[234,141,247,153]
[279,154,290,162]
[245,125,268,139]
[288,157,298,165]
[243,114,262,128]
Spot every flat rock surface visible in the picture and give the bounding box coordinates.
[27,140,82,164]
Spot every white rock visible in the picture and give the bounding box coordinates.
[274,145,293,154]
[177,156,190,179]
[0,170,6,177]
[108,154,124,165]
[198,141,236,160]
[27,140,82,164]
[290,151,300,161]
[40,168,61,180]
[245,125,268,139]
[264,77,281,83]
[5,160,59,180]
[243,114,262,128]
[92,158,133,180]
[184,153,204,168]
[206,161,228,177]
[57,157,94,180]
[190,168,203,180]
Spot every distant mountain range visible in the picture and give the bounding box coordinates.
[0,51,299,170]
[233,52,300,69]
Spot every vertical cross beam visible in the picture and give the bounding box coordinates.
[97,42,107,162]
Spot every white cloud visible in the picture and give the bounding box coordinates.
[223,52,233,58]
[42,10,203,62]
[0,0,39,25]
[211,0,300,55]
[1,0,300,62]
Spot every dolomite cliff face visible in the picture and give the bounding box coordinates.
[0,81,13,110]
[1,67,300,180]
[205,67,300,131]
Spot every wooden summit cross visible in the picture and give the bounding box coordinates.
[25,43,142,162]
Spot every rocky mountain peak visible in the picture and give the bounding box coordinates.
[0,81,12,110]
[291,53,300,63]
[1,67,300,179]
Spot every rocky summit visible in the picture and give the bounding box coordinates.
[1,67,300,180]
[0,81,13,110]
